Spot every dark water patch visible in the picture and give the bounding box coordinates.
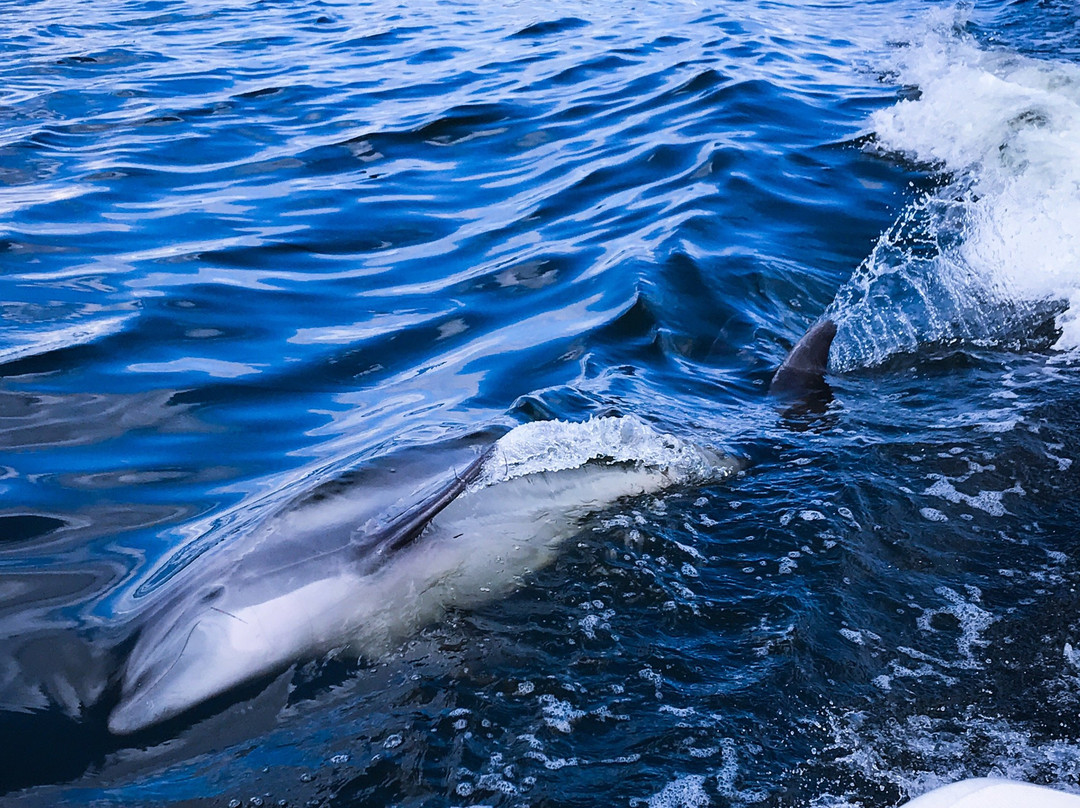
[0,709,111,796]
[406,45,466,65]
[548,54,641,87]
[652,34,693,49]
[61,465,236,492]
[233,85,285,100]
[508,388,618,425]
[477,51,554,78]
[647,250,750,367]
[138,114,183,126]
[586,295,665,365]
[0,567,122,619]
[0,505,195,561]
[214,34,295,50]
[708,77,817,133]
[0,514,67,544]
[110,7,221,30]
[670,66,733,97]
[197,239,317,268]
[510,17,590,39]
[54,47,169,69]
[412,102,521,145]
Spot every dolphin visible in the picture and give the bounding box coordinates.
[108,416,732,735]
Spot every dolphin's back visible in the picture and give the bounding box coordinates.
[352,447,492,574]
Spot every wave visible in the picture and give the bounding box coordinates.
[827,14,1080,370]
[0,314,133,367]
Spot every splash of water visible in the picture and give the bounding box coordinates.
[828,17,1080,370]
[475,415,734,488]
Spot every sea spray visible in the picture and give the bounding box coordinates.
[827,18,1080,370]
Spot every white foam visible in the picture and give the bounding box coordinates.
[922,475,1023,518]
[920,507,948,522]
[828,18,1080,369]
[476,416,732,489]
[840,628,867,646]
[827,708,1080,804]
[538,694,585,735]
[635,775,710,808]
[927,586,997,669]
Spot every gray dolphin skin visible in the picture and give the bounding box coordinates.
[768,318,837,398]
[108,417,731,735]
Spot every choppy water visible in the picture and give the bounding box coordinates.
[3,0,1080,805]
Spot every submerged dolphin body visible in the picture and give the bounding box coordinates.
[109,417,730,735]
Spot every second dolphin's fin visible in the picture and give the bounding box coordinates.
[768,319,837,399]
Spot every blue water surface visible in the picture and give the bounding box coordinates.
[3,0,1080,805]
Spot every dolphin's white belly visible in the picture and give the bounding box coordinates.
[352,462,680,643]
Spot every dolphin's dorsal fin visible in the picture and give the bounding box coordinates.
[769,319,837,398]
[354,446,493,574]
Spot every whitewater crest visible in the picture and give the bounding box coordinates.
[827,19,1080,370]
[475,415,733,488]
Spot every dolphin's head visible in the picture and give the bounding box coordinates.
[108,589,276,735]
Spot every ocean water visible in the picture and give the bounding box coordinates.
[2,0,1080,804]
